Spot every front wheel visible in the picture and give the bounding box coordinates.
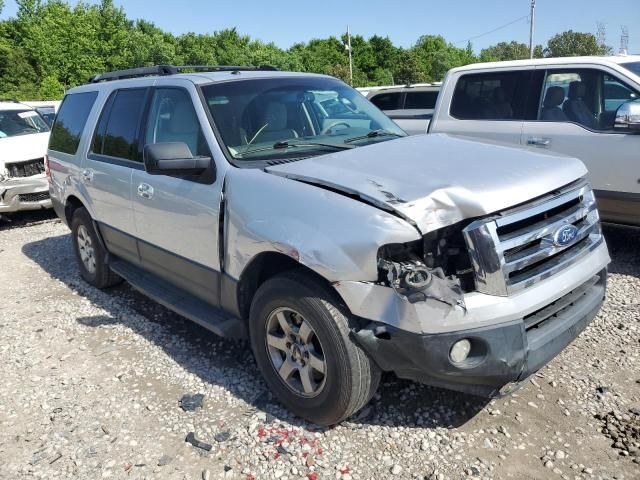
[249,270,380,425]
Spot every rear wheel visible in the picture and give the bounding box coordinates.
[249,270,380,425]
[70,207,121,289]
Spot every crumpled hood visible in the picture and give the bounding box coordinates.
[266,134,587,233]
[0,132,50,168]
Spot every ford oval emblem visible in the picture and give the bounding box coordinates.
[553,224,578,247]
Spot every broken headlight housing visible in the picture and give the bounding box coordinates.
[377,222,475,308]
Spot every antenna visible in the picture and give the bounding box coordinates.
[596,22,607,49]
[620,25,629,55]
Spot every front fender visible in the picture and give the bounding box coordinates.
[223,168,421,283]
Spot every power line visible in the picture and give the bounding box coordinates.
[454,14,530,46]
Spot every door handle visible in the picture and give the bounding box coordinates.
[81,169,93,182]
[137,183,154,199]
[527,137,551,147]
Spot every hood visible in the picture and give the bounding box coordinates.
[0,132,50,167]
[266,134,587,233]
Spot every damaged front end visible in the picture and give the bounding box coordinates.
[0,158,51,214]
[376,221,475,311]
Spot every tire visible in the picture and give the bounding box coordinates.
[249,270,380,425]
[70,207,121,289]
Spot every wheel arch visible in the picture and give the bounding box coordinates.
[233,251,350,323]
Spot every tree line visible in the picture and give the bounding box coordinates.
[0,0,612,100]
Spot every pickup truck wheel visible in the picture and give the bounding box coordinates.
[249,270,380,425]
[70,207,121,289]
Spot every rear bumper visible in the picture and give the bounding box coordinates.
[0,175,51,213]
[353,269,606,397]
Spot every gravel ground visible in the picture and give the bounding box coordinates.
[0,212,638,480]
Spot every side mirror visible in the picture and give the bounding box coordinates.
[143,142,211,175]
[614,101,640,133]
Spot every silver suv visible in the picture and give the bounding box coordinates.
[48,65,610,425]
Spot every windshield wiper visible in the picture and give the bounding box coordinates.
[237,140,354,158]
[344,129,403,144]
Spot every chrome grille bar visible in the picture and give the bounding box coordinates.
[463,180,604,296]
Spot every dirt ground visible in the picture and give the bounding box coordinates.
[0,212,638,480]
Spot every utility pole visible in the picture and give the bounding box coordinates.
[346,26,353,85]
[528,0,536,59]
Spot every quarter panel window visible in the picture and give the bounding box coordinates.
[49,91,98,154]
[94,89,147,161]
[450,71,530,120]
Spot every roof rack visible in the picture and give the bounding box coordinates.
[88,64,279,83]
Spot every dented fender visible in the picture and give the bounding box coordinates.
[222,168,421,283]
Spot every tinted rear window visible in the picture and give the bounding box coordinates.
[49,92,98,154]
[405,91,439,109]
[369,92,402,110]
[450,71,531,120]
[93,89,147,161]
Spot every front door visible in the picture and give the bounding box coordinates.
[522,67,640,224]
[131,86,222,305]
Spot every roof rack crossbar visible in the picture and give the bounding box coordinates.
[88,64,279,83]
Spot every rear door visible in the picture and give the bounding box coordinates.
[522,65,640,224]
[131,84,222,306]
[430,68,536,145]
[83,87,149,264]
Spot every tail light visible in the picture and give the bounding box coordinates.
[44,154,52,182]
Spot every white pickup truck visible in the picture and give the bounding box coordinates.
[427,55,640,226]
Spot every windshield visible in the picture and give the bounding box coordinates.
[621,61,640,78]
[0,109,50,138]
[201,77,405,161]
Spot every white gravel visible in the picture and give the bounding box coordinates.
[0,213,638,480]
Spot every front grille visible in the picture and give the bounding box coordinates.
[18,191,50,203]
[5,158,45,178]
[463,180,603,296]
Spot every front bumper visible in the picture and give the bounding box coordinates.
[353,269,606,397]
[0,175,51,213]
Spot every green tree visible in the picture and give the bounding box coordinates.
[412,35,476,81]
[544,30,611,57]
[480,41,543,62]
[395,49,428,85]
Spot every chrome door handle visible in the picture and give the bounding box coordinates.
[81,169,93,182]
[137,183,154,199]
[527,137,551,147]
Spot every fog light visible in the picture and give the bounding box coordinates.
[450,339,472,363]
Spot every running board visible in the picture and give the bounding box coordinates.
[109,259,247,339]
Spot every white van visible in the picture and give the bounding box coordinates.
[429,55,640,226]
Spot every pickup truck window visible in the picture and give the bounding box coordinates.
[50,92,97,154]
[202,77,405,161]
[538,69,639,131]
[405,91,438,110]
[450,71,530,120]
[369,92,402,110]
[621,61,640,77]
[93,88,147,162]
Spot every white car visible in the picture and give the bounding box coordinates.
[429,55,640,226]
[0,101,52,214]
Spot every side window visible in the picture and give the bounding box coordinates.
[93,88,147,161]
[144,88,209,157]
[369,92,401,111]
[450,71,530,120]
[49,91,98,154]
[538,69,639,131]
[603,74,638,112]
[405,91,439,110]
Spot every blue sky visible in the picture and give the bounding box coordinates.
[2,0,638,53]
